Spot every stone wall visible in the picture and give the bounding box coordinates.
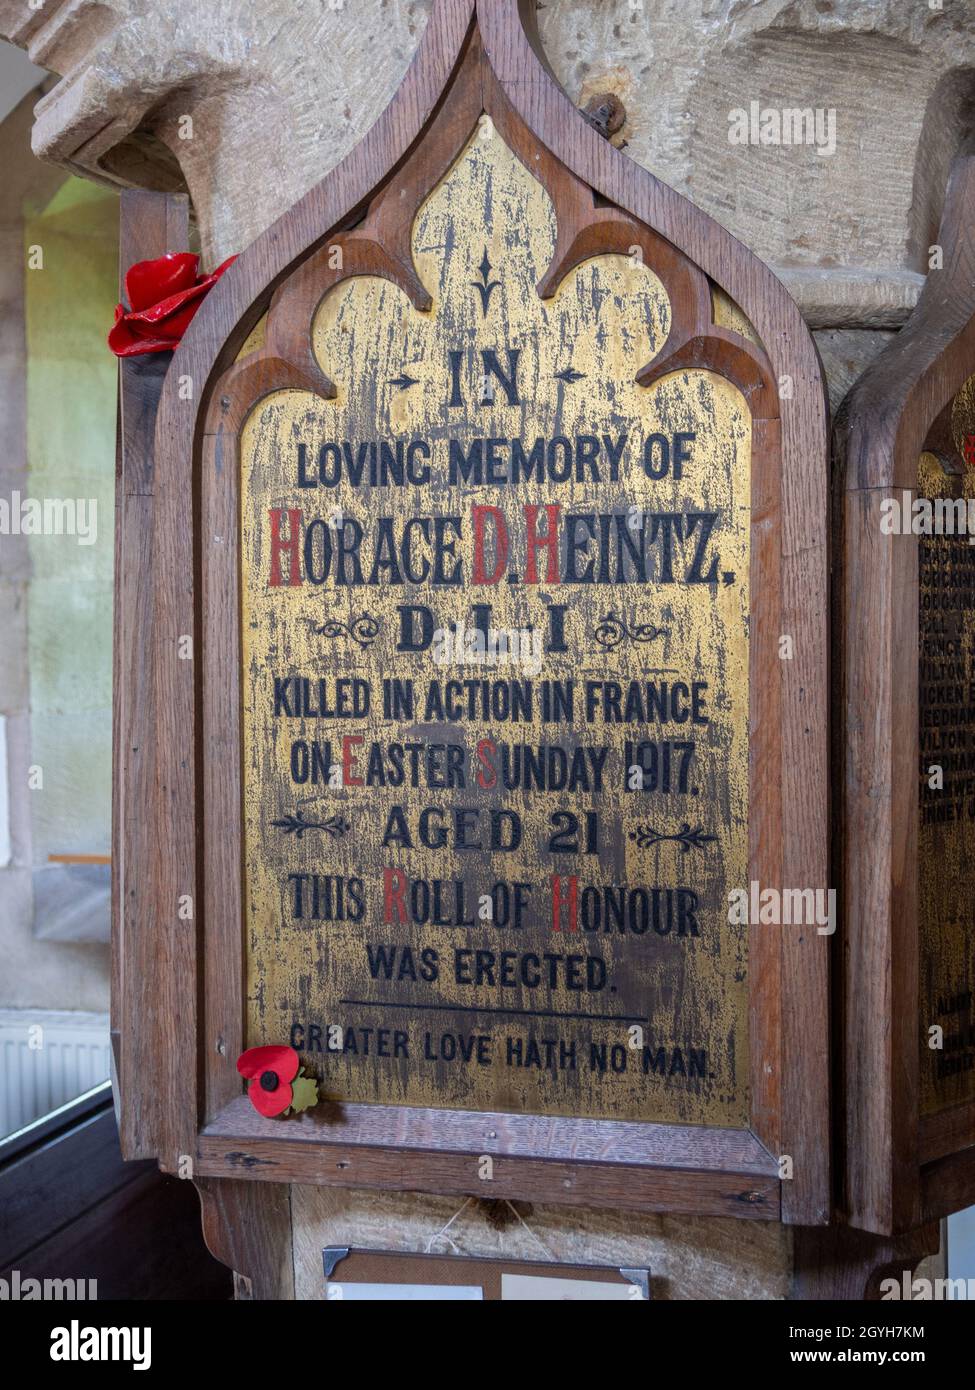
[0,88,114,1013]
[4,0,971,322]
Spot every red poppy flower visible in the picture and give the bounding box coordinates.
[236,1044,300,1118]
[108,251,236,357]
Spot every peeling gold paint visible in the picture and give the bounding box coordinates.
[240,130,750,1125]
[236,311,267,361]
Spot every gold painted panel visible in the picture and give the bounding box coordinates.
[240,129,751,1125]
[918,386,975,1115]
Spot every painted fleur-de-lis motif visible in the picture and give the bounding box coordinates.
[470,246,501,317]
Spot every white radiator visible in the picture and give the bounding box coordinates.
[0,1009,111,1137]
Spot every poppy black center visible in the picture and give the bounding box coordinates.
[259,1070,279,1092]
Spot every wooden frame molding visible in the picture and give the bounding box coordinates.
[112,188,190,1159]
[114,0,830,1224]
[835,140,975,1235]
[197,1097,781,1222]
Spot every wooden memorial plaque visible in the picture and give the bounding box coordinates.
[114,0,830,1229]
[837,140,975,1235]
[239,115,752,1129]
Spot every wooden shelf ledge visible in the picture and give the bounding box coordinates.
[197,1097,781,1220]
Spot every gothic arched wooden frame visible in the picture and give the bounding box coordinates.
[836,142,975,1236]
[113,0,830,1226]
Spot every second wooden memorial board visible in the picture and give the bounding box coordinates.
[917,388,975,1117]
[837,136,975,1232]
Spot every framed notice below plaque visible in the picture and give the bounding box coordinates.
[837,140,975,1235]
[320,1248,651,1301]
[113,0,830,1231]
